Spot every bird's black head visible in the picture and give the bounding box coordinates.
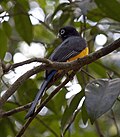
[58,26,80,41]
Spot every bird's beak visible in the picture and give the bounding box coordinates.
[57,33,61,38]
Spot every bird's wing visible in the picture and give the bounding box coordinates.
[45,36,87,77]
[49,36,87,62]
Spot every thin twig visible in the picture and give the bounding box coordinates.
[0,64,48,108]
[0,103,31,118]
[97,22,120,26]
[0,38,120,108]
[10,36,46,45]
[117,97,120,102]
[111,109,120,136]
[1,76,10,88]
[95,120,104,137]
[82,14,87,38]
[62,109,80,136]
[81,69,95,79]
[10,58,52,71]
[0,8,55,35]
[36,117,59,137]
[1,102,58,136]
[29,14,55,34]
[95,62,120,77]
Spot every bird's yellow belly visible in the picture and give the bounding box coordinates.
[68,47,89,62]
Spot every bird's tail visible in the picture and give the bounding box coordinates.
[25,70,56,119]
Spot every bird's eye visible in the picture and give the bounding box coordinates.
[60,29,65,35]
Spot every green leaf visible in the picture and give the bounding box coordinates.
[88,62,107,78]
[61,91,84,133]
[2,22,12,38]
[0,118,16,136]
[42,88,66,115]
[36,0,46,12]
[90,26,101,36]
[0,28,7,59]
[51,3,69,20]
[59,12,70,26]
[53,88,67,112]
[95,0,120,22]
[0,119,7,137]
[85,78,120,124]
[14,4,33,44]
[81,102,89,125]
[45,94,58,114]
[87,8,106,22]
[33,25,55,43]
[17,79,38,104]
[3,101,18,111]
[16,0,30,11]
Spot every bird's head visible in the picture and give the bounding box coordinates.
[58,26,80,41]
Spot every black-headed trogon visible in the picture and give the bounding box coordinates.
[25,26,89,119]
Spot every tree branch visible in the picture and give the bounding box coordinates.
[0,103,31,118]
[0,65,48,108]
[10,58,52,70]
[16,71,76,137]
[0,102,58,136]
[36,117,59,137]
[95,120,104,137]
[111,109,120,136]
[0,38,120,109]
[95,62,120,77]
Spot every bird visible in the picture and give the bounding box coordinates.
[25,26,89,119]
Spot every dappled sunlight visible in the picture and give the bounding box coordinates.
[29,1,45,25]
[0,11,9,23]
[4,42,45,84]
[95,34,107,46]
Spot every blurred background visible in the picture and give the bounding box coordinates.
[0,0,120,137]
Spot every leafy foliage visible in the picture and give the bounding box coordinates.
[14,3,33,44]
[61,91,84,133]
[0,28,7,59]
[85,78,120,124]
[0,0,120,137]
[95,0,120,22]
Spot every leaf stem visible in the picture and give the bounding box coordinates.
[111,109,120,136]
[95,120,104,137]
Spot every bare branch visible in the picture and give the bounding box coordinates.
[0,38,120,109]
[95,120,104,137]
[0,103,31,118]
[36,117,59,137]
[0,102,58,137]
[0,65,47,108]
[16,71,77,137]
[10,58,52,70]
[81,69,95,79]
[111,109,120,136]
[96,62,120,77]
